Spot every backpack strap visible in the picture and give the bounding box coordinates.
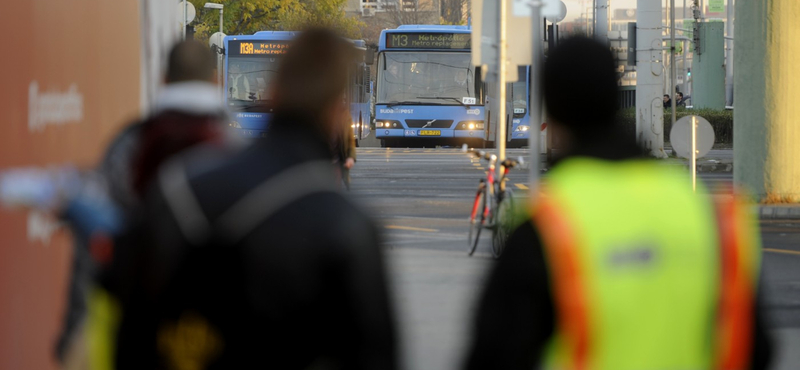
[214,160,337,245]
[158,158,212,246]
[158,158,337,247]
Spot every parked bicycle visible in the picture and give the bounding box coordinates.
[464,145,523,257]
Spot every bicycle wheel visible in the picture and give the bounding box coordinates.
[491,189,515,258]
[467,186,487,256]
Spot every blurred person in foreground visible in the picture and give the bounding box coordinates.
[464,37,770,370]
[116,28,396,370]
[0,40,228,367]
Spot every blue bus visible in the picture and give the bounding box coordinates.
[348,40,373,146]
[224,32,374,140]
[224,31,296,138]
[374,25,485,147]
[485,66,532,148]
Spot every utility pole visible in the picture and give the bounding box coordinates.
[725,0,734,106]
[670,0,677,128]
[734,0,800,202]
[528,1,543,194]
[496,0,508,164]
[587,0,597,37]
[595,0,609,44]
[183,0,188,40]
[635,0,667,158]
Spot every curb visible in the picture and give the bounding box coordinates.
[663,161,733,173]
[759,205,800,220]
[694,162,733,173]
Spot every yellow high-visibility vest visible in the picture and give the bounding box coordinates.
[531,157,760,370]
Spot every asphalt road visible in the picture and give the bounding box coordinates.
[347,147,800,370]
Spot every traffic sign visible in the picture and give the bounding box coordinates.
[472,0,532,81]
[544,1,567,23]
[512,0,566,19]
[670,115,714,159]
[178,1,197,25]
[209,32,226,49]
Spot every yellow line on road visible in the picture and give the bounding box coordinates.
[385,225,439,232]
[472,163,481,166]
[515,183,529,190]
[764,248,800,256]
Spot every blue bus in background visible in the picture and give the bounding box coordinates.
[224,31,296,138]
[348,40,373,146]
[224,32,373,141]
[375,25,485,147]
[508,70,531,148]
[485,66,532,148]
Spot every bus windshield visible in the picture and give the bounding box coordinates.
[227,56,280,111]
[377,51,479,105]
[511,80,527,112]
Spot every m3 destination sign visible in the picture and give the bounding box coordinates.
[386,33,471,49]
[228,40,290,56]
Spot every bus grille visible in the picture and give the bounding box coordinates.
[405,119,454,129]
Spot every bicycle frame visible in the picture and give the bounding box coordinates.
[467,146,521,257]
[472,156,511,226]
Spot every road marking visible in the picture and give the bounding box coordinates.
[385,225,439,232]
[515,183,529,190]
[764,248,800,256]
[472,163,481,166]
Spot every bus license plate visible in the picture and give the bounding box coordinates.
[419,130,441,136]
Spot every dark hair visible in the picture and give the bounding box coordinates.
[677,92,684,98]
[664,94,670,98]
[166,40,216,83]
[542,37,618,141]
[273,28,353,130]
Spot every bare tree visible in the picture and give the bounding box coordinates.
[382,0,439,27]
[440,0,468,25]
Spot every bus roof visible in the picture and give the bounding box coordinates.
[396,25,470,31]
[224,31,298,43]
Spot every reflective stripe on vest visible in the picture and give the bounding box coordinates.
[714,193,759,370]
[531,158,760,370]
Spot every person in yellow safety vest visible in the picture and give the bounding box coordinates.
[463,37,771,370]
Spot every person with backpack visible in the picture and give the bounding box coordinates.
[115,28,397,370]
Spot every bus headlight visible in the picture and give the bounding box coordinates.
[376,121,399,128]
[515,125,530,132]
[457,121,484,130]
[229,121,242,129]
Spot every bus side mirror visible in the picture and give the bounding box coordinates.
[365,67,372,93]
[365,48,375,65]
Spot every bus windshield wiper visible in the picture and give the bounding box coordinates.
[380,101,428,108]
[415,96,473,108]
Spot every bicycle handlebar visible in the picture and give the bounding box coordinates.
[462,144,524,169]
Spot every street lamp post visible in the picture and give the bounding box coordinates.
[204,3,224,90]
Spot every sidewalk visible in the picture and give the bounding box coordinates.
[386,248,490,370]
[663,148,733,173]
[760,204,800,220]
